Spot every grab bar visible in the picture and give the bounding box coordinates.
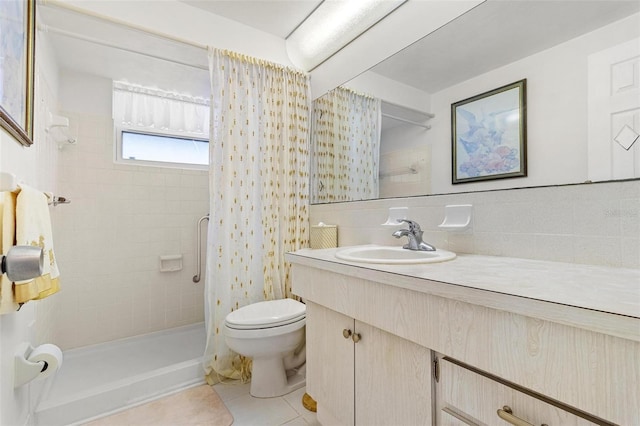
[192,214,209,283]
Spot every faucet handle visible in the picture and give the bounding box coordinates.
[398,219,422,233]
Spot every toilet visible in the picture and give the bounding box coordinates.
[223,298,306,398]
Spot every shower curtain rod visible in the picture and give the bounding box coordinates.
[39,25,209,71]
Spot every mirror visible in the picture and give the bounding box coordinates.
[310,1,640,204]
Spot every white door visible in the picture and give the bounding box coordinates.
[588,38,640,181]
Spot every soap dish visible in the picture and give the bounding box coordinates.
[160,255,183,272]
[382,207,408,226]
[438,204,472,230]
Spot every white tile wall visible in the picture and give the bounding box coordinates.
[51,110,208,350]
[310,180,640,269]
[32,80,67,355]
[0,49,62,425]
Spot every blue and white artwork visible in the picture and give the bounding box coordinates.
[0,0,27,126]
[453,81,526,183]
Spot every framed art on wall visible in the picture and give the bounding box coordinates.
[451,79,527,184]
[0,0,36,147]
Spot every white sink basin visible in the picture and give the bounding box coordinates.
[335,245,456,264]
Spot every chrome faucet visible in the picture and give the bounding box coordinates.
[392,219,436,251]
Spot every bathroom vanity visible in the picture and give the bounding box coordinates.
[286,247,640,426]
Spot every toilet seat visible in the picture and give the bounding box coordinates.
[225,299,306,330]
[224,315,305,339]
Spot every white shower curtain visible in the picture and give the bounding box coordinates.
[311,86,381,203]
[203,49,311,383]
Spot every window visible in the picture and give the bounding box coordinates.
[112,81,210,169]
[116,129,208,169]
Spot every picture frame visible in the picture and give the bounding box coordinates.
[451,79,527,184]
[0,0,36,147]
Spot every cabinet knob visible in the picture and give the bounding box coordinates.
[342,329,352,339]
[497,406,538,426]
[352,333,362,343]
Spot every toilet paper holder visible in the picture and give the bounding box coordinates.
[1,245,44,282]
[15,344,48,388]
[14,343,63,388]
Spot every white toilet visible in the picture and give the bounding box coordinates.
[223,298,306,398]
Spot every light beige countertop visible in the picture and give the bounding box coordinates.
[286,245,640,342]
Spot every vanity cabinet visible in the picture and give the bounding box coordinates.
[288,253,640,426]
[306,301,433,426]
[436,357,596,426]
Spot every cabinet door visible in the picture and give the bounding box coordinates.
[355,321,433,426]
[437,357,597,426]
[306,302,355,426]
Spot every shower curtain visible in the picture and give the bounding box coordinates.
[203,49,311,383]
[311,86,381,203]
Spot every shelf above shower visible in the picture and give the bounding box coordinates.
[381,100,434,130]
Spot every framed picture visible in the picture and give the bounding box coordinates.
[0,0,36,147]
[451,79,527,184]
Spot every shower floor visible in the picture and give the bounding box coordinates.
[35,323,206,426]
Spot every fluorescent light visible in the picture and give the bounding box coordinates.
[286,0,406,71]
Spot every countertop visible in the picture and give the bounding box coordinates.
[286,245,640,341]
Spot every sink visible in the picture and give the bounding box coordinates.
[335,245,456,264]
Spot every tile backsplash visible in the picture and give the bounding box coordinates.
[310,180,639,269]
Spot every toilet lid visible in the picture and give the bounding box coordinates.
[225,299,306,329]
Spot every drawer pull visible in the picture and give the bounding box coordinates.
[352,332,362,343]
[497,406,540,426]
[342,329,352,339]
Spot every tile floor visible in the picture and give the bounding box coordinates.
[212,382,319,426]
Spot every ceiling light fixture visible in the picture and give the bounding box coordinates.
[286,0,406,71]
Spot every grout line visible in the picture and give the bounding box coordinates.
[283,398,297,412]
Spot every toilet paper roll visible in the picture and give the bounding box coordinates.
[28,344,63,379]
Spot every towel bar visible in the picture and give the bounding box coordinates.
[50,196,70,206]
[1,172,69,206]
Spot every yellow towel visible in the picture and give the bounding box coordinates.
[0,192,19,314]
[14,184,60,303]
